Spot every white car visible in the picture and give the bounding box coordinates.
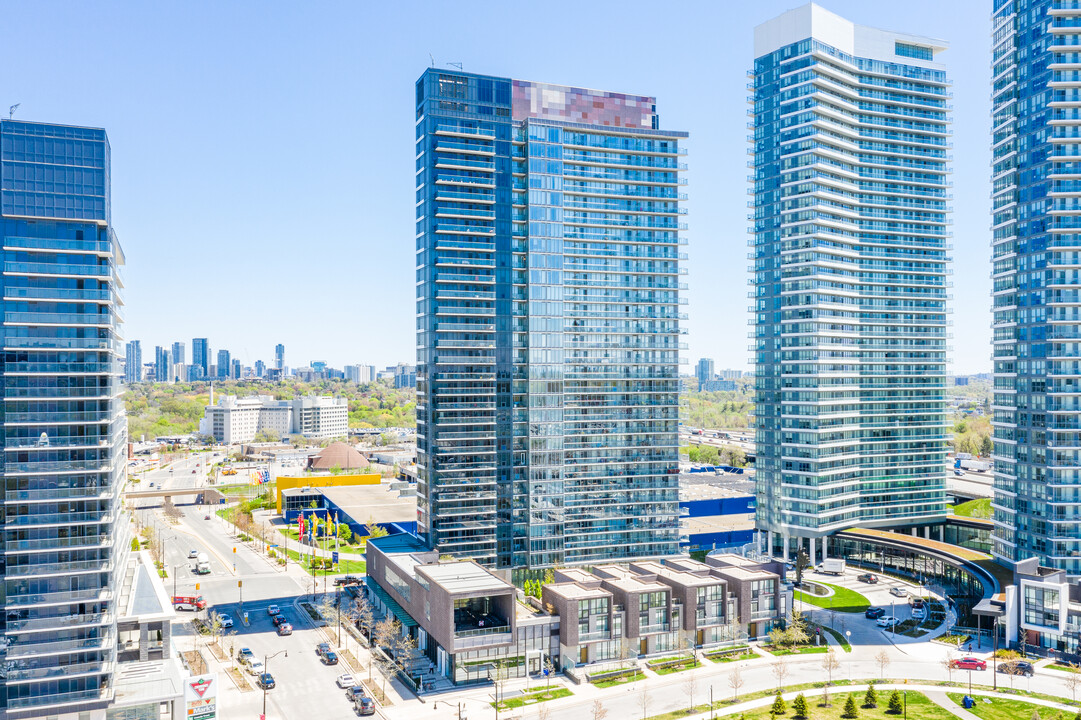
[877,615,898,628]
[889,587,908,598]
[247,661,264,676]
[336,674,355,689]
[188,550,199,559]
[267,605,280,616]
[218,615,234,629]
[912,606,926,620]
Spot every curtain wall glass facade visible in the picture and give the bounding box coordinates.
[415,69,686,570]
[752,10,952,545]
[0,119,129,716]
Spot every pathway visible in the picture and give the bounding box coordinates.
[926,691,982,720]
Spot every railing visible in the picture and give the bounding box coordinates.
[455,624,511,638]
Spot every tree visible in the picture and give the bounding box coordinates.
[788,609,810,647]
[875,649,891,679]
[591,699,609,720]
[771,658,790,690]
[794,550,810,587]
[337,522,353,544]
[373,616,399,654]
[683,669,698,715]
[821,647,840,687]
[353,595,374,646]
[728,663,745,702]
[770,692,787,717]
[1029,711,1041,720]
[637,685,651,720]
[205,611,225,650]
[768,627,789,649]
[942,653,956,683]
[863,684,878,709]
[792,693,809,719]
[842,694,860,718]
[980,435,994,457]
[887,690,903,715]
[537,705,552,720]
[367,515,389,539]
[1065,665,1081,704]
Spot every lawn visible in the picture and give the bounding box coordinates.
[593,672,645,688]
[708,651,758,664]
[951,498,992,519]
[733,691,956,720]
[946,692,1073,720]
[794,581,870,613]
[279,546,365,575]
[654,660,702,675]
[495,687,572,708]
[276,526,364,553]
[1047,663,1081,674]
[766,645,829,656]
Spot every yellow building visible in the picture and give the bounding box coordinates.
[274,474,380,514]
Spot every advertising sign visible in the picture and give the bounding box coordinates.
[184,674,218,719]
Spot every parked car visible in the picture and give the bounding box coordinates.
[272,615,288,627]
[889,587,909,598]
[188,550,199,559]
[336,674,355,689]
[267,605,280,616]
[257,672,275,689]
[237,648,254,665]
[911,606,926,620]
[204,514,211,520]
[857,573,879,584]
[218,615,234,629]
[277,623,293,636]
[333,575,361,587]
[876,615,898,628]
[865,607,885,619]
[323,651,339,666]
[346,686,366,702]
[316,643,332,658]
[951,657,987,671]
[247,660,265,676]
[355,696,376,716]
[998,661,1034,677]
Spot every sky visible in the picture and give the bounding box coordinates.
[3,1,991,373]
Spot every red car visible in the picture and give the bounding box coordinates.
[951,657,987,670]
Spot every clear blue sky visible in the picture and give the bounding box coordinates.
[3,1,990,373]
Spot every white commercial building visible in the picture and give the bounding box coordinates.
[199,394,348,443]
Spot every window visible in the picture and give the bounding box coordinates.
[895,42,933,61]
[1024,585,1060,628]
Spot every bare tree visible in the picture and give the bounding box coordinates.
[1064,665,1081,703]
[591,699,609,720]
[537,704,552,720]
[542,655,557,697]
[771,658,790,690]
[373,616,399,653]
[821,647,840,706]
[205,611,225,650]
[942,653,956,683]
[875,649,891,680]
[728,664,745,702]
[684,669,698,715]
[637,685,651,720]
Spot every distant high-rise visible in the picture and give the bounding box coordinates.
[752,4,951,560]
[991,0,1081,573]
[255,359,266,377]
[231,358,241,380]
[695,358,715,387]
[155,346,171,382]
[193,337,210,377]
[275,343,285,369]
[172,340,186,366]
[0,118,131,716]
[346,364,375,384]
[415,69,686,570]
[126,339,143,383]
[217,349,231,379]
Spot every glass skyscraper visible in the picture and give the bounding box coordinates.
[192,337,209,379]
[0,119,129,716]
[415,69,687,571]
[991,0,1081,573]
[751,5,951,560]
[124,339,141,384]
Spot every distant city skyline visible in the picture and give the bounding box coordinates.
[2,1,993,373]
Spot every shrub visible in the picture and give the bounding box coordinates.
[887,690,904,715]
[842,694,859,718]
[792,693,808,719]
[770,692,787,716]
[130,537,140,551]
[863,684,878,708]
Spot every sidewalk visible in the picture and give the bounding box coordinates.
[926,691,981,720]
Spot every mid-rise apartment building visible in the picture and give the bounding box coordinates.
[199,394,348,443]
[415,69,687,571]
[0,119,183,718]
[751,4,952,561]
[695,358,714,386]
[125,339,142,383]
[990,0,1081,574]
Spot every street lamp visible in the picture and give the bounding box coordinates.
[903,690,907,720]
[262,649,287,718]
[432,700,467,720]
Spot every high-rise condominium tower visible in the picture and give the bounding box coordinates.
[216,349,230,379]
[991,0,1081,573]
[275,343,285,370]
[696,357,714,386]
[154,345,170,382]
[751,4,951,560]
[125,339,142,383]
[192,337,209,378]
[0,119,129,716]
[415,69,687,571]
[171,340,185,366]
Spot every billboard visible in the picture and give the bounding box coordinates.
[184,673,218,719]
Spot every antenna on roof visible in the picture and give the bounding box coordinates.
[8,104,19,120]
[447,62,463,70]
[429,53,435,67]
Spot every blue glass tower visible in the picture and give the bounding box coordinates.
[751,5,952,560]
[192,337,209,379]
[0,120,128,716]
[990,0,1081,573]
[415,70,687,571]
